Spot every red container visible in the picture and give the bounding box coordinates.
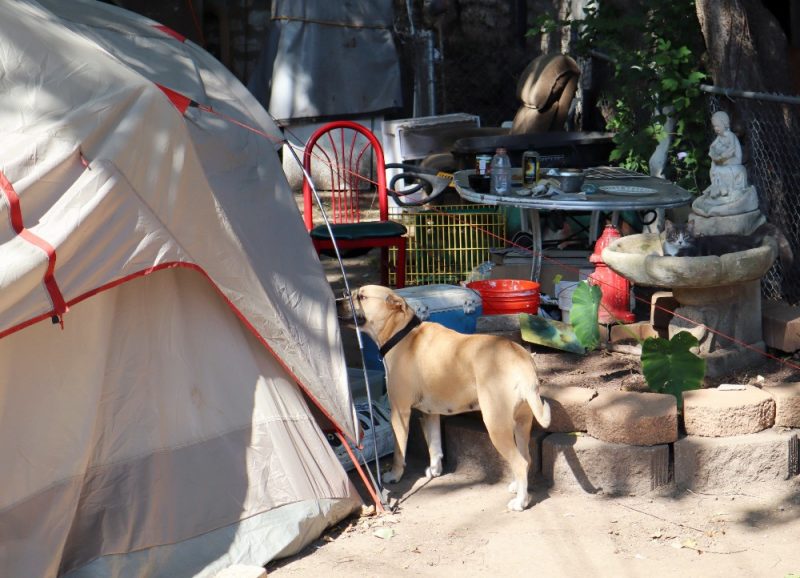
[466,279,540,315]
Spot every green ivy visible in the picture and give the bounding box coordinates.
[530,1,710,192]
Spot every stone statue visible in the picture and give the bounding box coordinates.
[691,110,763,234]
[706,110,745,198]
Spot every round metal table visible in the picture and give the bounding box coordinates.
[453,166,695,280]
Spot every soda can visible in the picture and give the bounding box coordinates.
[475,154,492,176]
[522,150,540,186]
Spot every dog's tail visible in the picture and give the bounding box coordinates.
[524,364,551,428]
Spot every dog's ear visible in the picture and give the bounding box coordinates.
[385,293,407,313]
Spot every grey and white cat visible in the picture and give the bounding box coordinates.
[662,220,793,266]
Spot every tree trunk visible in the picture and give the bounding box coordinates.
[695,0,791,93]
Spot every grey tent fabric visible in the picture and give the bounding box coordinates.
[247,0,403,122]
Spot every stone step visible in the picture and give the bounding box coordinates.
[540,384,597,432]
[682,385,775,436]
[763,382,800,428]
[541,433,671,495]
[442,413,545,484]
[439,411,799,497]
[587,390,678,446]
[674,429,799,492]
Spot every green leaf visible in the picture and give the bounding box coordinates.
[661,78,679,91]
[570,281,602,351]
[641,332,705,408]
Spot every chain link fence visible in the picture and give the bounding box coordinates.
[705,86,800,305]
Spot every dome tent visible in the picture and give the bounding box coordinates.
[0,1,362,576]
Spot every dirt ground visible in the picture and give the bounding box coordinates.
[267,250,800,578]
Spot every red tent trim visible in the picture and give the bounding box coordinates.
[152,24,186,43]
[0,170,68,319]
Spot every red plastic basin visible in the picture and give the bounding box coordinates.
[466,279,540,315]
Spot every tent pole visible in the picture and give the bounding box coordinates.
[285,137,389,509]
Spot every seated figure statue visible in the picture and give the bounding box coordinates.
[692,110,759,217]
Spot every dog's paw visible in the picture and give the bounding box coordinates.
[382,470,402,484]
[506,494,531,512]
[425,464,443,479]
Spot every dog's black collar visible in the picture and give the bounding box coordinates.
[379,315,422,357]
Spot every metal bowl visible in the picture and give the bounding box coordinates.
[546,168,585,193]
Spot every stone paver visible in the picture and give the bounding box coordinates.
[541,433,671,495]
[587,390,678,446]
[540,384,597,432]
[674,429,800,492]
[682,385,775,436]
[763,382,800,428]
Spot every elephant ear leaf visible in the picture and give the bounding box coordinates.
[570,281,602,351]
[641,331,705,408]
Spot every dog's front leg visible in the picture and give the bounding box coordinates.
[382,406,412,484]
[420,413,443,478]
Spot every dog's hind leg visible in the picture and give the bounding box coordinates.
[420,413,444,478]
[507,406,534,497]
[383,406,412,484]
[482,410,532,512]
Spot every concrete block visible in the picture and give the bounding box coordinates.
[762,300,800,352]
[587,390,678,446]
[214,565,267,578]
[674,429,800,492]
[541,433,671,495]
[540,384,597,432]
[443,413,545,483]
[650,291,679,330]
[682,386,776,436]
[763,382,800,427]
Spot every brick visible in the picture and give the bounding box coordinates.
[674,429,799,492]
[214,565,267,578]
[762,300,800,352]
[540,384,597,432]
[541,433,671,495]
[609,321,659,343]
[650,291,679,330]
[587,390,678,446]
[763,382,800,427]
[443,413,545,483]
[682,386,775,436]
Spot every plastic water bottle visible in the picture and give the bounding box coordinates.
[490,147,512,195]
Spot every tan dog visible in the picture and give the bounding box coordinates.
[348,284,551,511]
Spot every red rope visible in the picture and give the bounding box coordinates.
[185,90,800,375]
[185,0,205,46]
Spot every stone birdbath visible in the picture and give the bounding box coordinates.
[601,233,777,377]
[601,110,783,378]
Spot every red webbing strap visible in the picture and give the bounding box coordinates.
[155,84,195,115]
[152,24,186,43]
[0,170,68,323]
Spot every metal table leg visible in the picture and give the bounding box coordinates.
[518,208,542,282]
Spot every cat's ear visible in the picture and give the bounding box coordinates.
[665,220,674,232]
[686,220,695,233]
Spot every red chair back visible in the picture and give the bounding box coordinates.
[302,120,389,230]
